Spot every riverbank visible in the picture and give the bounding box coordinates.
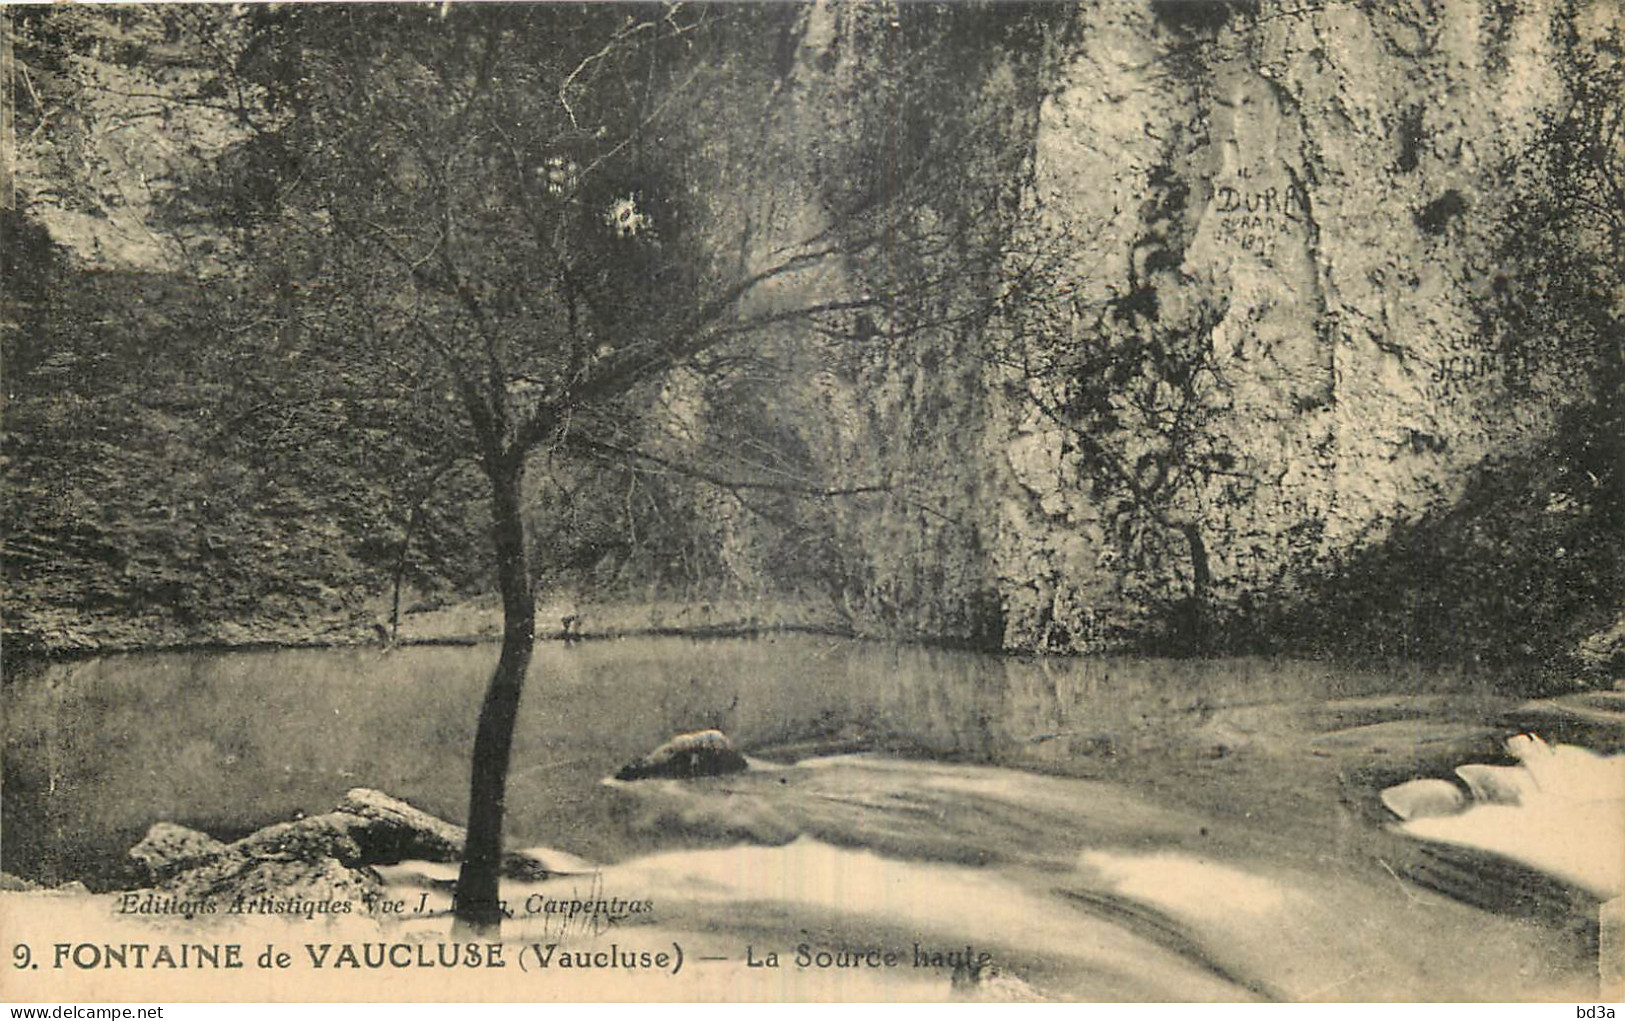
[1,596,853,666]
[391,597,853,647]
[9,595,1618,703]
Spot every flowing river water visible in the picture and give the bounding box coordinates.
[5,635,1623,1000]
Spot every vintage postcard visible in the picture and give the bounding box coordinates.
[2,0,1622,1006]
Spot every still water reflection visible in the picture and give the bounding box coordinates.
[7,634,1615,887]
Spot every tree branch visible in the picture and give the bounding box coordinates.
[566,435,890,499]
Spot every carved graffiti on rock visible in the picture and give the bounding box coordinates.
[1210,174,1308,256]
[1426,350,1509,402]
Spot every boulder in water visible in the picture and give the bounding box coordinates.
[126,792,455,922]
[232,789,467,867]
[616,729,748,781]
[232,813,371,866]
[1454,763,1534,806]
[333,789,548,875]
[1379,778,1467,821]
[128,790,549,904]
[1396,734,1625,900]
[334,788,467,862]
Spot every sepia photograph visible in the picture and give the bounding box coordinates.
[2,0,1622,1006]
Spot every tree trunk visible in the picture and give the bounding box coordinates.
[452,453,535,935]
[1178,522,1211,655]
[389,503,424,644]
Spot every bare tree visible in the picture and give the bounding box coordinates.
[204,3,1036,931]
[10,1,1075,931]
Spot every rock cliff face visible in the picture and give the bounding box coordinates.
[7,3,1617,672]
[988,0,1612,651]
[710,0,1621,668]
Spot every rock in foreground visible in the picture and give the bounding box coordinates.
[125,788,549,919]
[616,729,748,781]
[128,822,228,883]
[337,788,467,862]
[162,853,383,911]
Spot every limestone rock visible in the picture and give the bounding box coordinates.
[1380,778,1467,821]
[615,729,749,781]
[1398,735,1625,900]
[113,791,551,925]
[233,814,371,866]
[230,791,546,876]
[128,822,228,882]
[335,788,466,862]
[1455,764,1534,806]
[160,851,381,910]
[228,790,464,868]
